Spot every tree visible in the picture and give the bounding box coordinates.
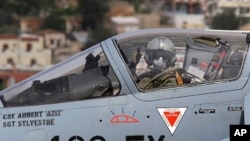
[211,9,239,30]
[78,0,113,49]
[0,25,19,34]
[123,0,144,13]
[0,0,55,17]
[42,14,65,31]
[78,0,110,30]
[85,25,113,49]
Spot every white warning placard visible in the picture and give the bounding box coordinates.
[157,107,187,135]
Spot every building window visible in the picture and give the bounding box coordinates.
[57,39,61,47]
[50,39,54,45]
[7,58,15,66]
[30,59,37,66]
[193,3,202,14]
[176,3,189,14]
[240,7,250,15]
[165,1,173,13]
[2,44,8,52]
[26,43,32,52]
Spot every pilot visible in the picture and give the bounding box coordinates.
[134,36,191,89]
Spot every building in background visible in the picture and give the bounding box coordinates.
[0,33,52,88]
[19,17,44,33]
[0,33,51,71]
[162,0,206,29]
[111,16,140,34]
[36,29,82,64]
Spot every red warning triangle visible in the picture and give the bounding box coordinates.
[164,111,181,127]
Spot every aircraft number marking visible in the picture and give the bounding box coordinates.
[51,135,105,141]
[51,135,165,141]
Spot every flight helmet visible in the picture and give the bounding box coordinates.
[145,36,176,70]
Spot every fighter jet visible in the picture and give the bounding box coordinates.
[0,28,249,141]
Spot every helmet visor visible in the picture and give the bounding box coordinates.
[148,50,173,61]
[146,50,175,67]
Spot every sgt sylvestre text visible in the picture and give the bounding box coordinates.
[2,110,63,127]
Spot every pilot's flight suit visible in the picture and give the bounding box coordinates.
[130,49,190,90]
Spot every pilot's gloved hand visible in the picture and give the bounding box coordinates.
[179,71,202,84]
[176,68,203,84]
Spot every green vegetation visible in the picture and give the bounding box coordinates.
[211,9,239,30]
[0,1,247,47]
[0,0,54,16]
[42,14,65,32]
[0,0,114,48]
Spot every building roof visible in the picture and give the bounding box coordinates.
[36,29,63,35]
[0,71,36,84]
[0,34,18,39]
[20,33,39,41]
